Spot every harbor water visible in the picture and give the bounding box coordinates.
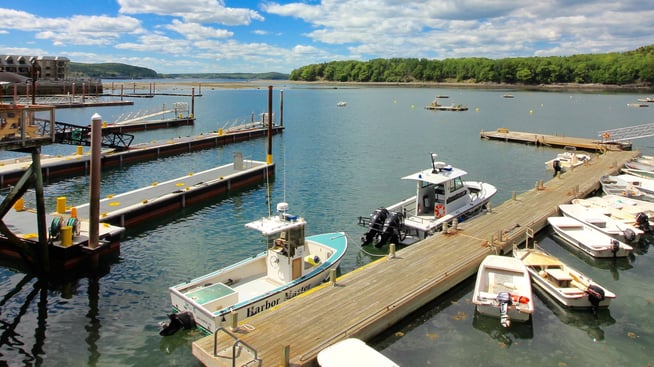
[1,82,653,366]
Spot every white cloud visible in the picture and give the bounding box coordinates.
[117,0,264,25]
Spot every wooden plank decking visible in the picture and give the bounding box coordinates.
[192,150,638,367]
[480,128,631,151]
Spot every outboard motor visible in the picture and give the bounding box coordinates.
[496,292,512,328]
[635,212,652,232]
[623,228,636,242]
[609,239,620,256]
[159,311,196,336]
[586,284,605,315]
[361,208,389,246]
[377,211,404,248]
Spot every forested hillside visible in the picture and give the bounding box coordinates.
[290,45,654,85]
[69,62,158,79]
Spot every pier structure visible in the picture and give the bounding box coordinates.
[191,150,637,367]
[480,128,632,151]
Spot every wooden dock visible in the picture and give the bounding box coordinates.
[191,150,638,367]
[480,128,631,151]
[0,125,283,188]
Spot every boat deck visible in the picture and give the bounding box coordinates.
[192,150,638,367]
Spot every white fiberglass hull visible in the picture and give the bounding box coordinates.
[547,216,633,258]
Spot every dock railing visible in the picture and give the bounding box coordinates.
[213,327,262,367]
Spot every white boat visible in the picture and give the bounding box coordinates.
[545,146,591,173]
[624,159,654,172]
[472,255,534,327]
[610,173,654,198]
[359,153,497,246]
[547,216,633,258]
[599,175,644,198]
[558,203,643,242]
[317,338,399,367]
[571,196,653,232]
[621,167,654,180]
[513,243,615,309]
[163,202,348,334]
[336,101,347,107]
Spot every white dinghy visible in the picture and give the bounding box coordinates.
[547,216,633,258]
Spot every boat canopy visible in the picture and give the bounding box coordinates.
[402,167,468,185]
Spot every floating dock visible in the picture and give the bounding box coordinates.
[72,158,273,228]
[191,150,637,367]
[480,128,631,151]
[0,125,283,188]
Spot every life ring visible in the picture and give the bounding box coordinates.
[603,132,610,140]
[434,204,446,218]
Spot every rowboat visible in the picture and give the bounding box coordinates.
[162,202,348,335]
[571,196,653,232]
[358,153,496,246]
[513,243,615,309]
[599,175,644,198]
[472,255,534,327]
[558,203,643,242]
[317,338,399,367]
[547,216,633,258]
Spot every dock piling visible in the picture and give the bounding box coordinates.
[388,243,396,259]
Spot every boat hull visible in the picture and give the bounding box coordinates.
[169,232,347,333]
[558,204,642,242]
[472,255,534,324]
[547,217,633,258]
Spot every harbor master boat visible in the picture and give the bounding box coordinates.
[358,153,497,246]
[162,202,348,335]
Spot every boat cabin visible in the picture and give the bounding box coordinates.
[403,157,471,219]
[245,203,310,284]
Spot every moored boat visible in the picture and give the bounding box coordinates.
[610,173,654,198]
[545,146,592,173]
[162,202,348,335]
[358,153,496,246]
[547,216,633,258]
[424,97,468,111]
[599,175,644,199]
[571,196,653,232]
[558,203,643,242]
[513,243,615,310]
[472,255,534,327]
[317,338,399,367]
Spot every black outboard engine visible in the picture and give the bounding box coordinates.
[160,311,196,336]
[609,239,620,256]
[361,208,389,246]
[586,284,605,314]
[377,211,404,248]
[496,292,512,328]
[623,228,636,242]
[635,212,652,232]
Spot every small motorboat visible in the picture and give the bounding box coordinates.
[571,196,653,232]
[599,175,644,199]
[558,203,643,242]
[163,202,348,335]
[472,255,534,327]
[358,153,496,246]
[513,243,615,310]
[336,101,347,107]
[547,216,633,258]
[545,146,592,173]
[317,338,399,367]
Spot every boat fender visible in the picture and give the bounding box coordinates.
[159,311,196,336]
[623,228,636,242]
[305,255,320,266]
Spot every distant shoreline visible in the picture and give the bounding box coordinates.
[103,80,654,93]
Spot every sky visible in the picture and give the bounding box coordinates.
[1,0,654,75]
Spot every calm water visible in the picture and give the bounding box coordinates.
[1,83,654,366]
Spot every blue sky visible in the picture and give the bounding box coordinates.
[1,0,654,74]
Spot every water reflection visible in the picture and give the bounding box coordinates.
[534,287,615,342]
[472,312,534,348]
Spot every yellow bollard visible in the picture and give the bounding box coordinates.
[61,226,73,247]
[56,197,66,214]
[76,146,83,155]
[218,128,223,136]
[13,197,24,211]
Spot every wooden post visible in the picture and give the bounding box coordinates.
[89,113,102,249]
[229,311,238,331]
[329,269,337,286]
[281,345,290,367]
[388,243,396,259]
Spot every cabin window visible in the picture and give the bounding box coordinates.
[450,177,464,193]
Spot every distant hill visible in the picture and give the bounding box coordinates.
[160,72,289,80]
[69,62,289,80]
[69,62,158,79]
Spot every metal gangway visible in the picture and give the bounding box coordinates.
[598,122,654,142]
[54,121,134,150]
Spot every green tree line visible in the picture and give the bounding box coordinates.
[289,45,654,85]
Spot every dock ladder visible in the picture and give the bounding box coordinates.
[598,122,654,142]
[212,327,262,367]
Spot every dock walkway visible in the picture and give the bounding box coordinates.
[192,150,637,367]
[480,128,631,151]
